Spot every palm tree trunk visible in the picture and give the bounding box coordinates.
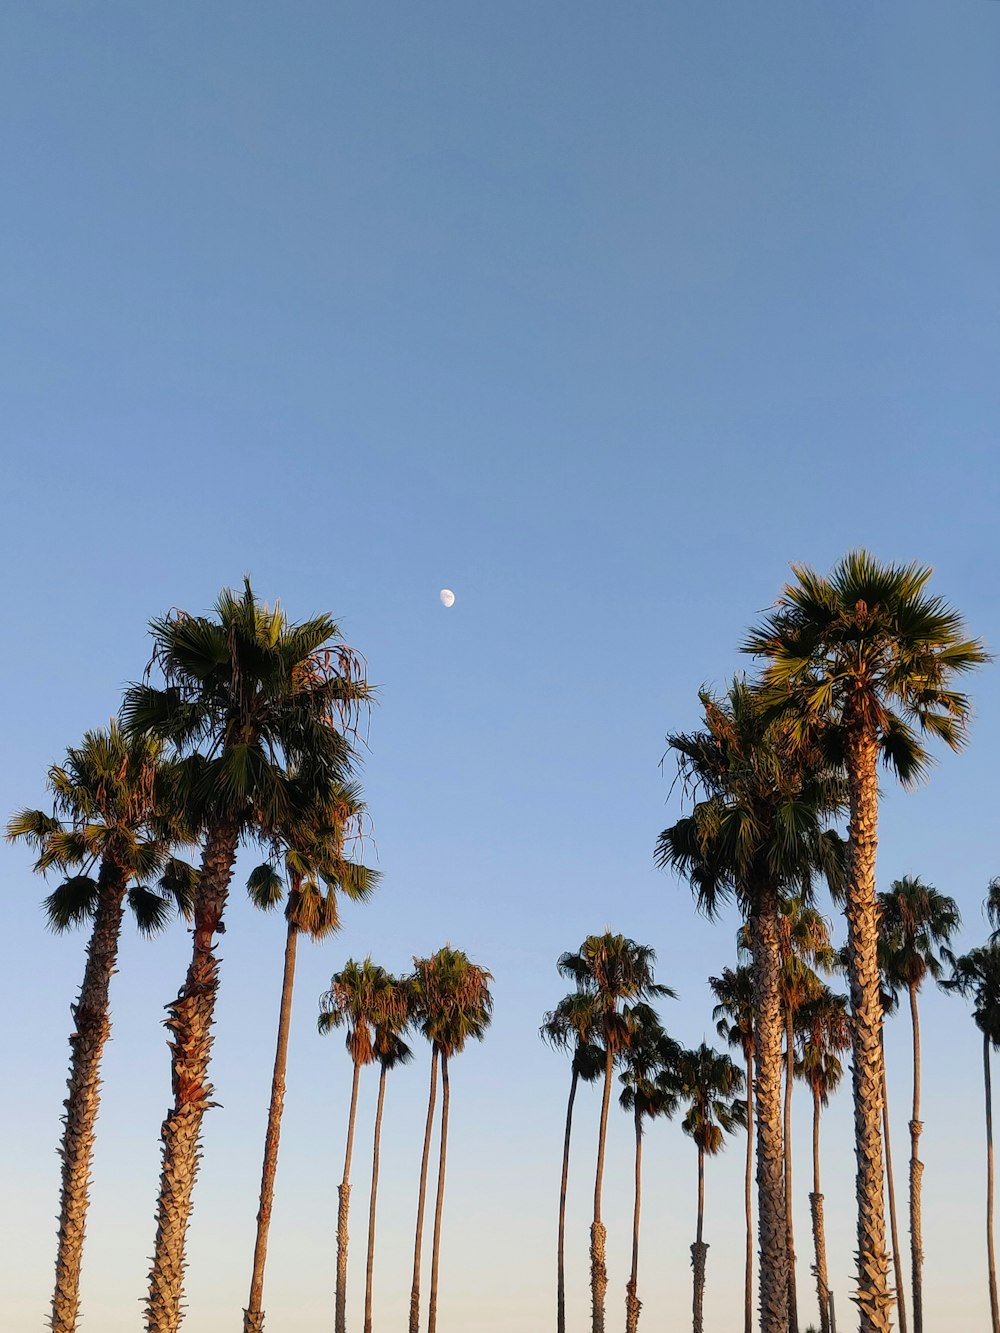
[146,821,240,1333]
[750,897,790,1333]
[844,729,892,1333]
[336,1058,362,1333]
[363,1063,388,1333]
[784,1007,799,1333]
[427,1052,450,1333]
[591,1043,614,1333]
[244,922,299,1333]
[809,1087,831,1333]
[744,1048,754,1333]
[625,1101,643,1333]
[557,1066,580,1333]
[882,1060,908,1333]
[985,1032,1000,1333]
[409,1048,439,1333]
[907,984,924,1333]
[51,857,129,1333]
[691,1146,708,1333]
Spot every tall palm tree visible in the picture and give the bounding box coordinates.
[876,983,908,1333]
[657,679,845,1333]
[558,933,674,1333]
[710,964,756,1333]
[746,551,987,1333]
[942,943,1000,1333]
[618,1008,680,1333]
[878,875,961,1333]
[8,723,194,1333]
[319,959,406,1333]
[122,579,369,1333]
[795,988,850,1333]
[243,784,378,1333]
[671,1042,746,1333]
[540,989,606,1333]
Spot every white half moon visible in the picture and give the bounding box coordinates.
[439,588,456,607]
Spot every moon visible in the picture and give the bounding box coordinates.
[439,589,456,608]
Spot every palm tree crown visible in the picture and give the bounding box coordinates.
[879,876,961,996]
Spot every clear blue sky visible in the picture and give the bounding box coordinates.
[2,4,999,1329]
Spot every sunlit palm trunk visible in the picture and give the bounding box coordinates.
[907,984,924,1333]
[984,1033,1000,1333]
[409,1049,439,1333]
[751,898,790,1333]
[591,1044,614,1333]
[809,1087,831,1333]
[881,1061,907,1333]
[844,729,892,1333]
[625,1102,643,1333]
[744,1049,754,1333]
[363,1063,388,1333]
[244,921,299,1333]
[691,1146,708,1333]
[51,858,128,1333]
[784,1007,799,1333]
[146,822,239,1333]
[427,1053,450,1333]
[556,1066,580,1333]
[336,1059,362,1333]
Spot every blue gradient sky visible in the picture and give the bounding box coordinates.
[2,4,999,1329]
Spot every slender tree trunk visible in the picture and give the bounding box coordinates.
[336,1059,362,1333]
[364,1063,388,1333]
[750,897,791,1333]
[745,1048,754,1333]
[146,821,240,1333]
[907,984,924,1333]
[244,922,299,1333]
[625,1102,643,1333]
[409,1049,439,1333]
[557,1067,580,1333]
[882,1060,907,1333]
[51,857,129,1333]
[591,1043,615,1333]
[691,1147,708,1333]
[809,1087,831,1333]
[427,1052,450,1333]
[784,1006,799,1333]
[985,1033,1000,1333]
[843,729,892,1333]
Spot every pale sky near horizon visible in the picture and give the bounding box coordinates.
[2,4,1000,1330]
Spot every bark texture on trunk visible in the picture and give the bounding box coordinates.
[784,1007,799,1333]
[745,1051,754,1333]
[985,1034,1000,1333]
[145,822,240,1333]
[427,1053,450,1333]
[810,1088,831,1333]
[625,1101,643,1333]
[51,857,129,1333]
[364,1064,388,1333]
[844,730,892,1333]
[882,1062,907,1333]
[750,898,791,1333]
[244,922,299,1333]
[336,1059,362,1333]
[556,1068,579,1333]
[908,984,924,1333]
[590,1044,615,1333]
[692,1149,708,1333]
[409,1049,439,1333]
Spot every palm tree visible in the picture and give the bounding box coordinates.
[618,1008,679,1333]
[243,784,378,1333]
[540,989,606,1333]
[671,1042,747,1333]
[122,579,368,1333]
[878,876,961,1333]
[7,723,194,1333]
[745,551,987,1333]
[942,943,1000,1333]
[710,965,756,1333]
[877,983,908,1333]
[319,960,406,1333]
[657,679,845,1333]
[795,988,850,1333]
[558,933,674,1333]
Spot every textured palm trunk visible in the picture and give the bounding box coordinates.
[784,1007,799,1333]
[750,897,790,1333]
[907,984,924,1333]
[984,1033,1000,1333]
[336,1059,362,1333]
[625,1101,643,1333]
[843,728,892,1333]
[364,1063,388,1333]
[809,1087,831,1333]
[882,1061,907,1333]
[146,821,240,1333]
[557,1066,580,1333]
[744,1049,754,1333]
[691,1146,708,1333]
[51,856,129,1333]
[427,1052,450,1333]
[409,1048,439,1333]
[244,921,299,1333]
[591,1043,615,1333]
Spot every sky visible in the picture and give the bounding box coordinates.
[1,2,999,1330]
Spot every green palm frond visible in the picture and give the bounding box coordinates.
[43,877,99,932]
[127,885,174,938]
